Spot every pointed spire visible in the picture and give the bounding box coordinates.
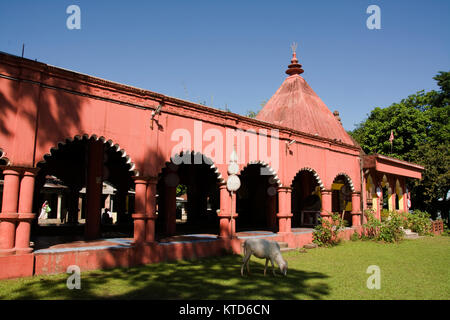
[285,42,304,76]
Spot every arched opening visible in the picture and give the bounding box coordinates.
[156,152,221,239]
[291,169,322,228]
[32,136,135,249]
[331,174,353,226]
[236,163,278,232]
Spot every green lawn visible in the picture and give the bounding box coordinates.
[1,236,449,300]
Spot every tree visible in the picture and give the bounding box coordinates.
[350,71,450,222]
[244,99,268,119]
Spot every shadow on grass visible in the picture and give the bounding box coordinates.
[2,254,330,300]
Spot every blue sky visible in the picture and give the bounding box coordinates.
[1,0,449,131]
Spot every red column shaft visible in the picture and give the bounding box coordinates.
[229,191,237,237]
[85,140,104,240]
[351,192,361,227]
[321,190,332,222]
[16,169,38,254]
[0,169,21,255]
[1,169,20,213]
[218,184,230,238]
[132,178,148,244]
[277,187,292,233]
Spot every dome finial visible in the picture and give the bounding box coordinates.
[286,42,304,76]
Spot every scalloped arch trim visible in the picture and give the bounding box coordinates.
[295,167,325,190]
[243,160,282,187]
[165,150,225,183]
[37,134,139,176]
[333,172,356,192]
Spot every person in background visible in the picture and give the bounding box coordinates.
[39,200,51,219]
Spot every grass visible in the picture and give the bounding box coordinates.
[0,236,449,300]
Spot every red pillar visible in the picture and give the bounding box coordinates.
[0,168,20,256]
[351,192,361,227]
[85,139,104,240]
[218,183,231,238]
[229,191,237,237]
[321,189,332,222]
[145,177,158,243]
[277,187,293,233]
[391,192,397,212]
[165,185,177,236]
[15,169,38,254]
[217,183,238,238]
[132,178,147,244]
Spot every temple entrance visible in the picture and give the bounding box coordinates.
[331,174,353,226]
[31,137,135,250]
[156,152,220,239]
[236,163,278,232]
[291,170,322,228]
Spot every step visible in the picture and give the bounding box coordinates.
[403,228,420,239]
[404,233,420,239]
[280,247,297,253]
[277,241,289,248]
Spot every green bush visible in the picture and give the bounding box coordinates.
[362,209,404,243]
[350,231,360,241]
[442,222,450,236]
[378,211,405,243]
[362,209,381,240]
[404,210,433,236]
[380,209,390,222]
[313,213,346,247]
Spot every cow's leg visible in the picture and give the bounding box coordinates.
[264,258,269,276]
[241,250,252,276]
[270,258,276,276]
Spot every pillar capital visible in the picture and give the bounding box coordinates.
[277,186,292,193]
[0,168,21,177]
[17,213,36,221]
[0,166,40,175]
[133,177,149,185]
[0,213,19,221]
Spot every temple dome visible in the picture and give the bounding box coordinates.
[256,50,355,146]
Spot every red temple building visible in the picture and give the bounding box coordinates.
[0,49,424,279]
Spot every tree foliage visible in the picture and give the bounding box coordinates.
[350,71,450,220]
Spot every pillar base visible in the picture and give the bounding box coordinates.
[14,248,33,255]
[351,212,362,227]
[218,213,238,239]
[132,213,147,245]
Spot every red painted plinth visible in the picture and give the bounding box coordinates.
[0,254,34,279]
